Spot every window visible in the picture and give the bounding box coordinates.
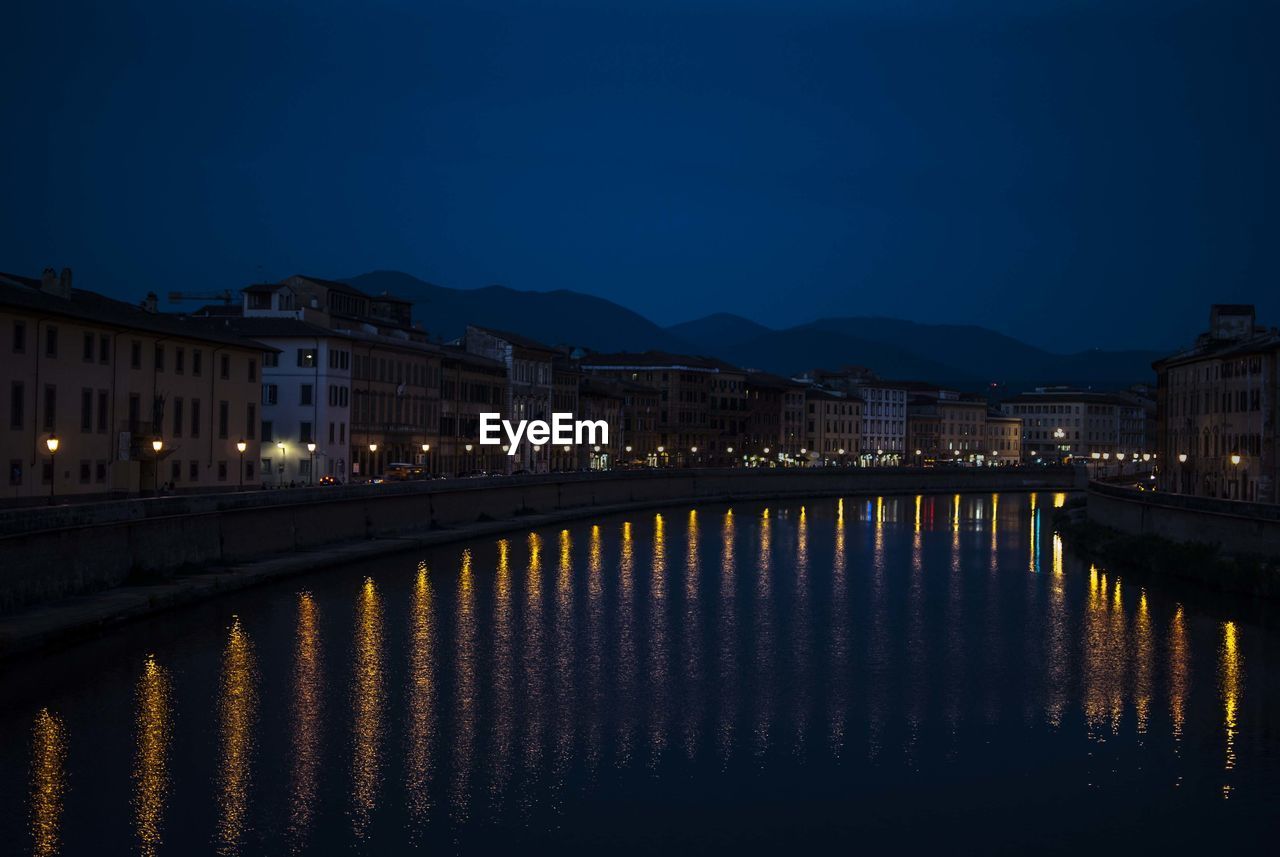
[173,398,184,437]
[217,461,228,482]
[131,341,142,369]
[248,359,257,382]
[12,321,25,353]
[154,345,165,372]
[263,384,278,405]
[43,384,56,430]
[80,461,91,484]
[81,388,93,432]
[261,420,273,443]
[170,460,181,482]
[189,461,199,480]
[193,349,203,376]
[300,384,313,405]
[297,348,317,368]
[83,332,94,362]
[300,421,313,443]
[128,393,140,426]
[191,399,201,438]
[263,352,279,368]
[10,382,24,429]
[220,355,230,380]
[246,404,256,439]
[175,347,185,375]
[96,461,106,483]
[99,335,110,364]
[218,401,229,439]
[246,461,255,480]
[97,390,108,433]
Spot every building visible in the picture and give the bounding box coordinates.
[1,268,268,499]
[228,277,443,482]
[1000,388,1148,464]
[906,397,942,464]
[803,388,862,465]
[743,371,801,463]
[439,346,508,476]
[617,379,661,466]
[578,377,627,469]
[1153,304,1279,503]
[580,351,727,466]
[804,367,907,464]
[986,410,1022,465]
[464,326,555,473]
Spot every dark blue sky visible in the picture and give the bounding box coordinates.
[3,0,1276,352]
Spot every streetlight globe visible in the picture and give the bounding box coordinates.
[1116,453,1125,461]
[534,444,542,452]
[1178,453,1187,463]
[594,445,601,452]
[838,448,845,455]
[691,446,698,454]
[727,446,734,454]
[625,445,632,453]
[422,443,430,453]
[307,442,316,453]
[236,439,247,453]
[800,448,807,455]
[563,444,571,452]
[1231,453,1241,466]
[657,445,665,453]
[1091,452,1100,460]
[276,440,285,452]
[763,447,770,454]
[1142,453,1150,462]
[368,443,378,453]
[465,443,474,452]
[152,438,164,453]
[45,436,59,453]
[914,449,922,456]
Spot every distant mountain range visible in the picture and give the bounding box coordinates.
[344,270,1161,391]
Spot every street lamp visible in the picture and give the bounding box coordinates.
[421,442,431,476]
[276,440,286,487]
[236,439,247,489]
[152,437,164,494]
[306,442,316,486]
[368,442,377,482]
[44,435,59,499]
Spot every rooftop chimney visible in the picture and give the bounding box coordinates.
[57,267,72,297]
[140,292,159,313]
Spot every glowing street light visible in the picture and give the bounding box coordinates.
[1230,453,1241,466]
[236,439,247,489]
[1178,453,1187,463]
[44,435,59,499]
[306,441,317,486]
[151,438,164,494]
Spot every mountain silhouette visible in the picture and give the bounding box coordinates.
[342,270,1159,389]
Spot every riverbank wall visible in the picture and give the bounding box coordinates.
[1085,481,1280,557]
[0,467,1081,616]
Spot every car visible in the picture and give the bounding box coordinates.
[318,474,338,486]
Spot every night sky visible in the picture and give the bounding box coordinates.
[3,0,1276,352]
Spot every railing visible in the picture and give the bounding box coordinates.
[1088,480,1280,522]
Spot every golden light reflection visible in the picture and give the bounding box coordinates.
[906,496,925,760]
[754,508,773,756]
[30,707,66,857]
[288,594,322,847]
[1044,534,1067,727]
[616,522,636,764]
[552,530,575,794]
[489,541,514,804]
[216,617,257,855]
[1053,492,1066,509]
[1169,606,1188,760]
[717,509,738,762]
[913,494,921,534]
[683,509,702,757]
[133,655,170,857]
[1083,568,1126,738]
[829,499,848,755]
[1219,620,1242,799]
[351,578,384,838]
[1135,592,1152,736]
[407,564,436,828]
[989,493,999,560]
[868,497,887,758]
[792,505,811,751]
[451,551,476,822]
[525,532,547,772]
[586,525,604,769]
[649,512,669,763]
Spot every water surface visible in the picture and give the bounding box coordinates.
[1,493,1276,854]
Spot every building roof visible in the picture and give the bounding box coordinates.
[1152,329,1280,370]
[1001,390,1144,408]
[580,350,734,372]
[0,272,272,352]
[744,370,806,391]
[439,344,507,372]
[287,274,370,298]
[467,324,558,354]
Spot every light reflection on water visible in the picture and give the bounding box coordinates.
[7,494,1279,852]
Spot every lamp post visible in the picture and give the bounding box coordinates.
[421,442,430,476]
[657,445,665,468]
[690,445,698,468]
[276,440,286,487]
[466,442,475,474]
[236,439,247,489]
[1177,452,1187,494]
[45,435,59,500]
[726,445,734,468]
[368,442,377,482]
[915,448,922,467]
[533,444,543,474]
[306,442,316,486]
[152,438,164,494]
[1230,453,1242,500]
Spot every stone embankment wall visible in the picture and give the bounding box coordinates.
[1086,481,1280,557]
[0,467,1081,613]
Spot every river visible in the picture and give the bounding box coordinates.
[0,493,1275,853]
